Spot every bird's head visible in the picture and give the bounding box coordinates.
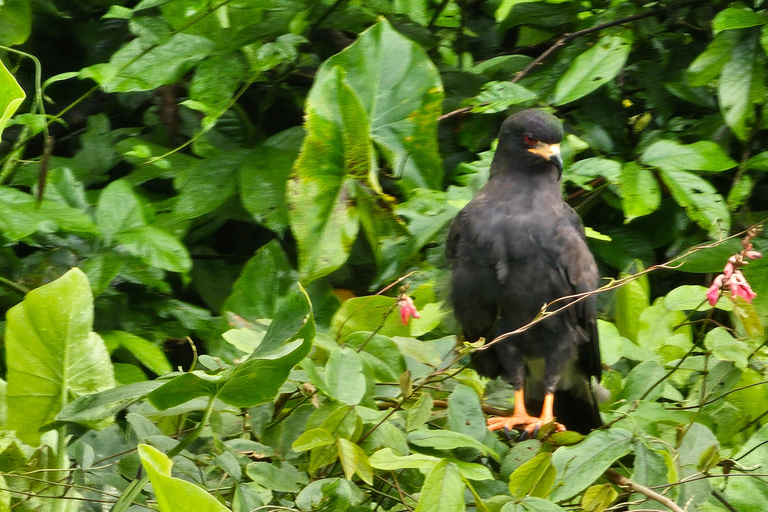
[494,109,564,178]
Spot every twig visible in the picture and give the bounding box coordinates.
[476,220,766,352]
[670,379,768,410]
[439,0,709,121]
[604,469,684,512]
[712,490,739,512]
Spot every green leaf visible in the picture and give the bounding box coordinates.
[471,81,538,114]
[615,260,649,343]
[6,268,116,445]
[173,152,240,220]
[658,169,730,239]
[0,186,97,241]
[325,346,367,405]
[331,296,409,341]
[407,429,497,458]
[292,428,336,452]
[550,429,633,502]
[239,137,301,234]
[598,320,656,366]
[100,330,173,375]
[81,33,214,92]
[337,438,374,485]
[719,30,764,141]
[581,484,618,512]
[288,66,366,282]
[407,393,434,431]
[414,460,465,512]
[223,240,297,323]
[552,35,631,105]
[55,380,163,429]
[508,452,556,499]
[688,31,737,86]
[502,497,567,512]
[96,179,147,243]
[0,59,25,139]
[713,7,766,34]
[619,162,660,221]
[640,140,736,172]
[216,285,315,407]
[704,327,750,370]
[369,448,440,470]
[116,225,192,273]
[138,444,231,512]
[318,19,444,192]
[664,285,732,311]
[245,462,306,493]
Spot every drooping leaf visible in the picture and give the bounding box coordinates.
[6,268,116,444]
[552,35,631,105]
[508,452,556,499]
[100,330,173,376]
[414,460,465,512]
[658,169,730,239]
[713,6,767,33]
[317,19,444,192]
[550,429,634,502]
[288,66,367,282]
[640,140,736,173]
[337,438,374,485]
[0,59,26,138]
[80,33,214,92]
[619,162,660,221]
[719,30,765,141]
[138,444,231,512]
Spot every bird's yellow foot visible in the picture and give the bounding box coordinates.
[486,414,540,432]
[487,415,566,439]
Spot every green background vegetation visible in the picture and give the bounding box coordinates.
[2,0,768,510]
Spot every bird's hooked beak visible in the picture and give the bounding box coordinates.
[528,143,563,177]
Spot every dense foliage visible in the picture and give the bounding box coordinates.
[2,0,768,510]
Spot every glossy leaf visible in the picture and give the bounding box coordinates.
[6,268,115,444]
[552,36,631,105]
[414,460,465,512]
[550,429,633,502]
[508,452,555,499]
[0,59,25,138]
[619,162,660,221]
[640,140,736,173]
[138,444,231,512]
[659,169,730,239]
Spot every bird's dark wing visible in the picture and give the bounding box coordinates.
[555,208,601,381]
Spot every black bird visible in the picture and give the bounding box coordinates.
[446,109,602,436]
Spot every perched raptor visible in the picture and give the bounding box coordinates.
[446,109,602,436]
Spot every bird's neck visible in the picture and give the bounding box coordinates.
[488,164,562,193]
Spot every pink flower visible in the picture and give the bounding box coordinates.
[398,294,421,325]
[707,252,761,306]
[707,274,726,306]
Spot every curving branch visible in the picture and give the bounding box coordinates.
[604,469,684,512]
[440,0,711,121]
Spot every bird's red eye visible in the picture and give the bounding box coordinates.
[523,134,538,146]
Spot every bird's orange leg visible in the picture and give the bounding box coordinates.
[487,392,567,436]
[486,389,539,431]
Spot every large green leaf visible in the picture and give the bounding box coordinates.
[239,129,303,234]
[639,140,736,172]
[508,452,556,499]
[713,6,767,33]
[288,66,366,282]
[116,225,192,273]
[138,444,231,512]
[223,240,297,322]
[719,30,765,141]
[551,35,631,105]
[550,429,633,502]
[414,460,465,512]
[324,346,367,406]
[5,268,115,445]
[95,179,147,243]
[318,19,444,192]
[80,33,214,92]
[619,162,660,221]
[0,186,96,241]
[0,59,25,139]
[658,169,730,238]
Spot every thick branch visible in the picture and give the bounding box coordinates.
[604,469,684,512]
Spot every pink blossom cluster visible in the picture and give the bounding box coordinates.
[706,245,762,306]
[397,293,421,325]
